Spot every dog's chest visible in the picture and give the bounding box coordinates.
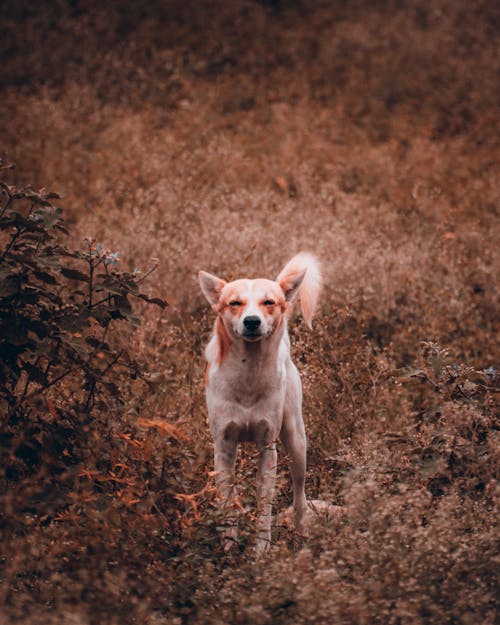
[210,346,286,408]
[216,355,285,407]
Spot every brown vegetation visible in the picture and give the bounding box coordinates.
[1,1,498,623]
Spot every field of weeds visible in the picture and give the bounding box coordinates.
[1,1,499,624]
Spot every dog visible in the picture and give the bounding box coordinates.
[198,252,321,553]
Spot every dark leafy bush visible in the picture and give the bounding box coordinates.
[0,159,166,465]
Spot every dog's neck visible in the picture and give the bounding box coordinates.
[220,318,287,368]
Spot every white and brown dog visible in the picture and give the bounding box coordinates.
[198,252,321,553]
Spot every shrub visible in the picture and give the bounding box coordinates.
[0,158,166,471]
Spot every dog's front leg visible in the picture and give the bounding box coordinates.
[255,438,277,555]
[214,436,238,550]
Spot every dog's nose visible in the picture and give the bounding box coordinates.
[243,315,261,331]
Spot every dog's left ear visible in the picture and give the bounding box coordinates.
[278,268,306,303]
[198,271,226,307]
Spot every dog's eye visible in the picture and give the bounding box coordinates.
[263,299,275,306]
[229,300,242,307]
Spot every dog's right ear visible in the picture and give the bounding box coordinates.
[198,271,226,307]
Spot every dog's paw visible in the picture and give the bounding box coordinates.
[254,531,272,557]
[220,524,238,552]
[278,499,345,533]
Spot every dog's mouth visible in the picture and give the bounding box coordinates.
[241,332,264,342]
[240,327,273,341]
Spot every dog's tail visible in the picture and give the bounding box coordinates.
[277,252,322,329]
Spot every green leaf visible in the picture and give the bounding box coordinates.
[95,276,125,296]
[60,267,89,282]
[36,254,62,269]
[418,457,439,477]
[137,293,168,308]
[86,337,111,351]
[399,367,425,380]
[25,319,49,339]
[58,308,90,332]
[114,294,132,315]
[23,361,48,385]
[128,314,141,326]
[61,334,89,359]
[90,306,112,326]
[33,270,58,285]
[431,352,445,378]
[32,206,64,229]
[0,276,20,298]
[55,223,69,235]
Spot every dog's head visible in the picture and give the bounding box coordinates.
[198,272,306,342]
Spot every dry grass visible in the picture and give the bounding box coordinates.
[1,1,499,623]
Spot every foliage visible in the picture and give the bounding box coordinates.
[0,164,165,423]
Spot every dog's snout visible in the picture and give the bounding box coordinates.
[243,315,261,331]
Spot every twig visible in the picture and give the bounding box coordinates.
[7,365,81,420]
[136,262,159,284]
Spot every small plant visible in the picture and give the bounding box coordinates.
[0,161,166,424]
[402,341,496,404]
[0,158,168,490]
[396,341,498,500]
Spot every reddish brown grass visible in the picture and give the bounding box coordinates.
[1,1,498,624]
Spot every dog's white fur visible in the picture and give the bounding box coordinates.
[198,252,321,553]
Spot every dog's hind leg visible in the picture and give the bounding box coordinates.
[281,364,307,536]
[280,422,307,536]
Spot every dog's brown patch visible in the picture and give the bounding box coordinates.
[215,316,232,365]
